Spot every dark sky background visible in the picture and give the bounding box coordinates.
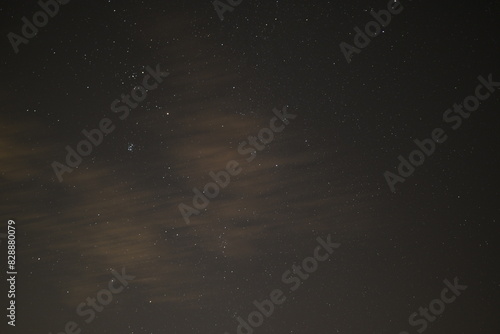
[1,0,499,333]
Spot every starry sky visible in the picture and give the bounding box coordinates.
[1,0,500,333]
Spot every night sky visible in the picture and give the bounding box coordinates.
[1,0,500,333]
